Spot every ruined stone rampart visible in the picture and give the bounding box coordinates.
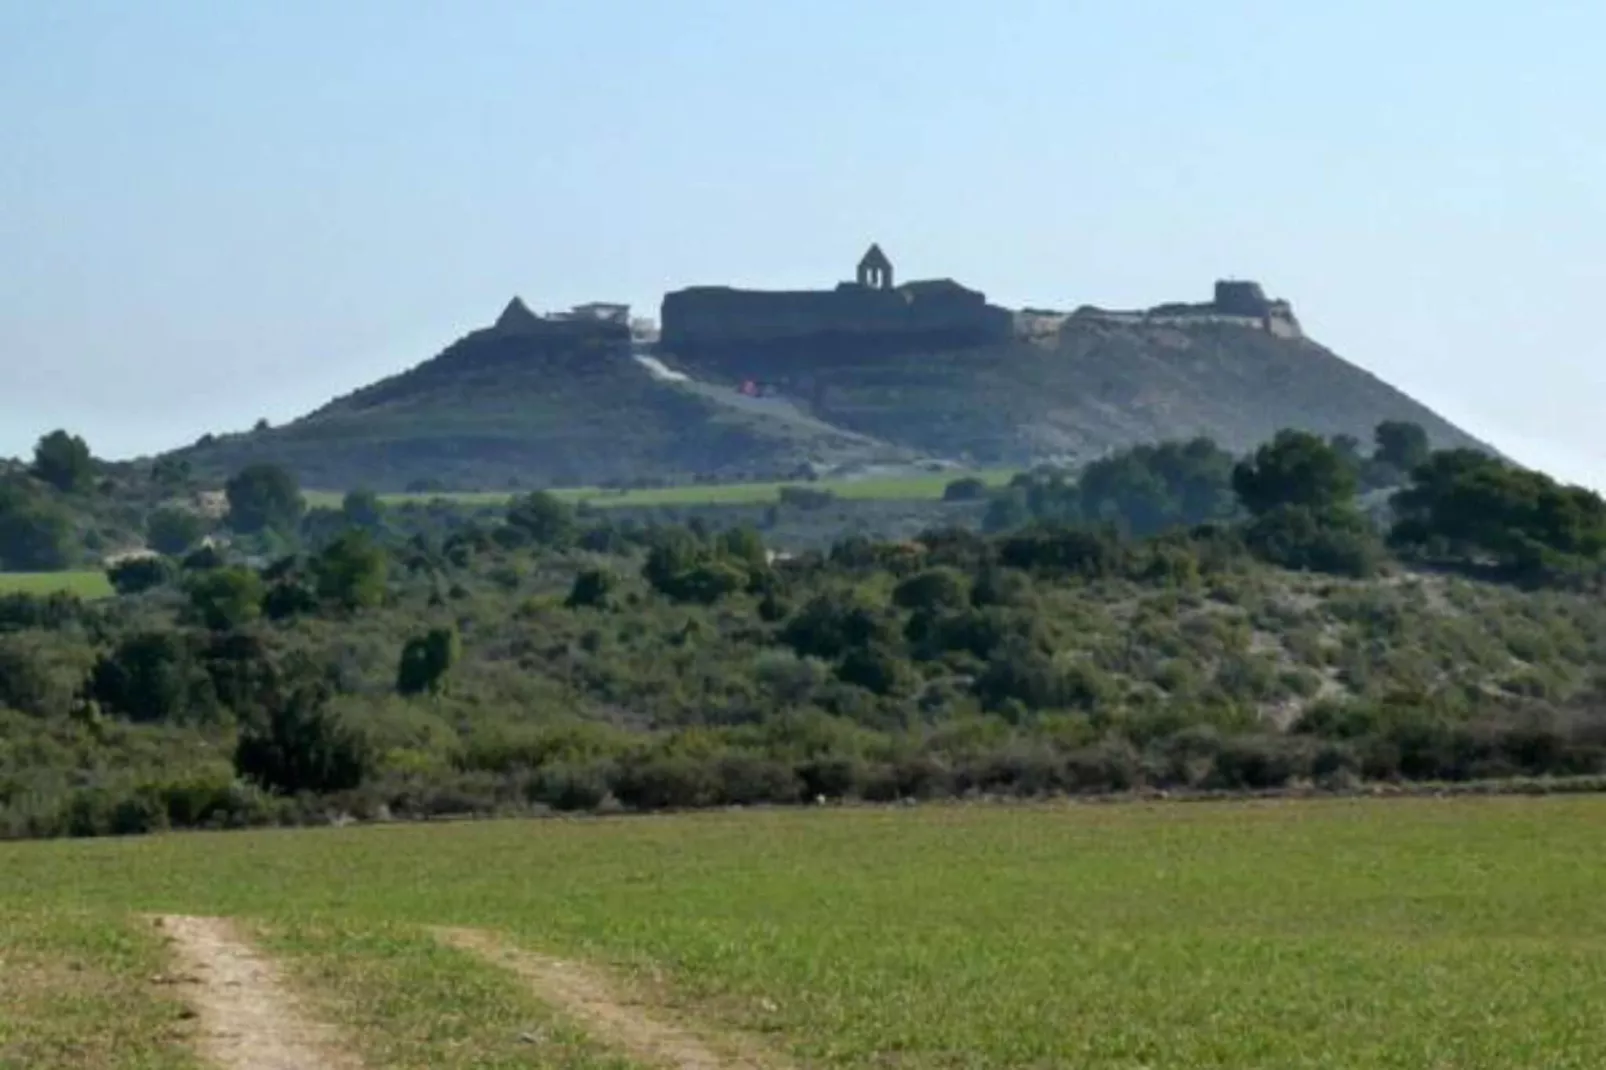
[661,280,1013,350]
[1067,280,1302,339]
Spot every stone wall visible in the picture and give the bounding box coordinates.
[661,280,1013,350]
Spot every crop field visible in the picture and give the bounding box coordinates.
[4,798,1605,1069]
[0,570,112,599]
[302,468,1017,512]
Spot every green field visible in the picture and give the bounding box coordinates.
[4,798,1605,1069]
[0,570,112,599]
[302,468,1017,511]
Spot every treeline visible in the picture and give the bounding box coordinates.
[5,422,1606,839]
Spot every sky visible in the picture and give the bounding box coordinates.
[2,0,1603,487]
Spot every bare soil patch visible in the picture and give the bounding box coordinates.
[153,914,364,1070]
[435,926,786,1070]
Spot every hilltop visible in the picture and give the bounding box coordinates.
[167,249,1492,491]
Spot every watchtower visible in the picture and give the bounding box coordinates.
[856,243,894,290]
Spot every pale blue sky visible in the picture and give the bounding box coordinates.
[3,1,1602,486]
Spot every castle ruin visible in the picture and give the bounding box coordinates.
[660,244,1015,353]
[1069,278,1302,339]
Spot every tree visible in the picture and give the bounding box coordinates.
[1242,505,1385,578]
[235,680,371,794]
[186,567,264,631]
[1374,421,1431,474]
[313,530,388,611]
[0,484,73,571]
[397,626,460,696]
[943,477,990,502]
[150,456,192,488]
[505,491,575,547]
[892,567,971,613]
[1232,430,1359,516]
[565,568,618,609]
[1389,449,1606,578]
[89,631,218,724]
[225,464,304,535]
[30,430,94,493]
[107,555,175,595]
[340,489,386,531]
[146,506,206,555]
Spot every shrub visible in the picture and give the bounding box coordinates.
[235,682,373,795]
[396,627,460,696]
[942,477,990,502]
[107,555,175,595]
[565,568,618,609]
[1242,505,1385,578]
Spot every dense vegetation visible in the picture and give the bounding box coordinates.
[4,419,1606,839]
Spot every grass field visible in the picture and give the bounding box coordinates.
[4,798,1605,1069]
[0,570,112,599]
[302,468,1017,511]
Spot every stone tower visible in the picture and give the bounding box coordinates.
[856,243,894,290]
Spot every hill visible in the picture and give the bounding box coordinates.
[167,289,1493,493]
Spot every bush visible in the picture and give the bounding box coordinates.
[525,763,613,811]
[108,556,175,595]
[892,567,970,613]
[611,755,721,810]
[397,627,460,696]
[146,507,206,555]
[1242,505,1385,578]
[235,682,373,795]
[942,477,990,502]
[565,568,618,609]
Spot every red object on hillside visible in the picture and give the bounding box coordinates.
[740,379,759,397]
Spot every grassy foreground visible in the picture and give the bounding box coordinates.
[4,799,1606,1069]
[302,468,1016,511]
[0,570,112,599]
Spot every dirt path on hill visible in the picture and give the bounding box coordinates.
[435,926,785,1070]
[152,914,364,1070]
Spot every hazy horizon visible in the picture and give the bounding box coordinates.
[3,1,1602,488]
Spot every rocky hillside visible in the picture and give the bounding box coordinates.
[171,305,912,492]
[169,300,1492,491]
[669,317,1490,466]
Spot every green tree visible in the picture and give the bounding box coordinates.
[313,530,388,611]
[0,482,73,571]
[1374,420,1431,473]
[565,568,618,609]
[150,456,192,488]
[107,555,175,595]
[942,476,990,502]
[30,430,94,493]
[892,567,971,613]
[146,506,206,555]
[1389,450,1606,577]
[505,491,575,547]
[89,631,218,724]
[1242,504,1385,578]
[341,488,386,530]
[397,626,460,696]
[1076,438,1237,537]
[1232,430,1359,516]
[186,567,264,631]
[235,680,371,794]
[225,463,304,535]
